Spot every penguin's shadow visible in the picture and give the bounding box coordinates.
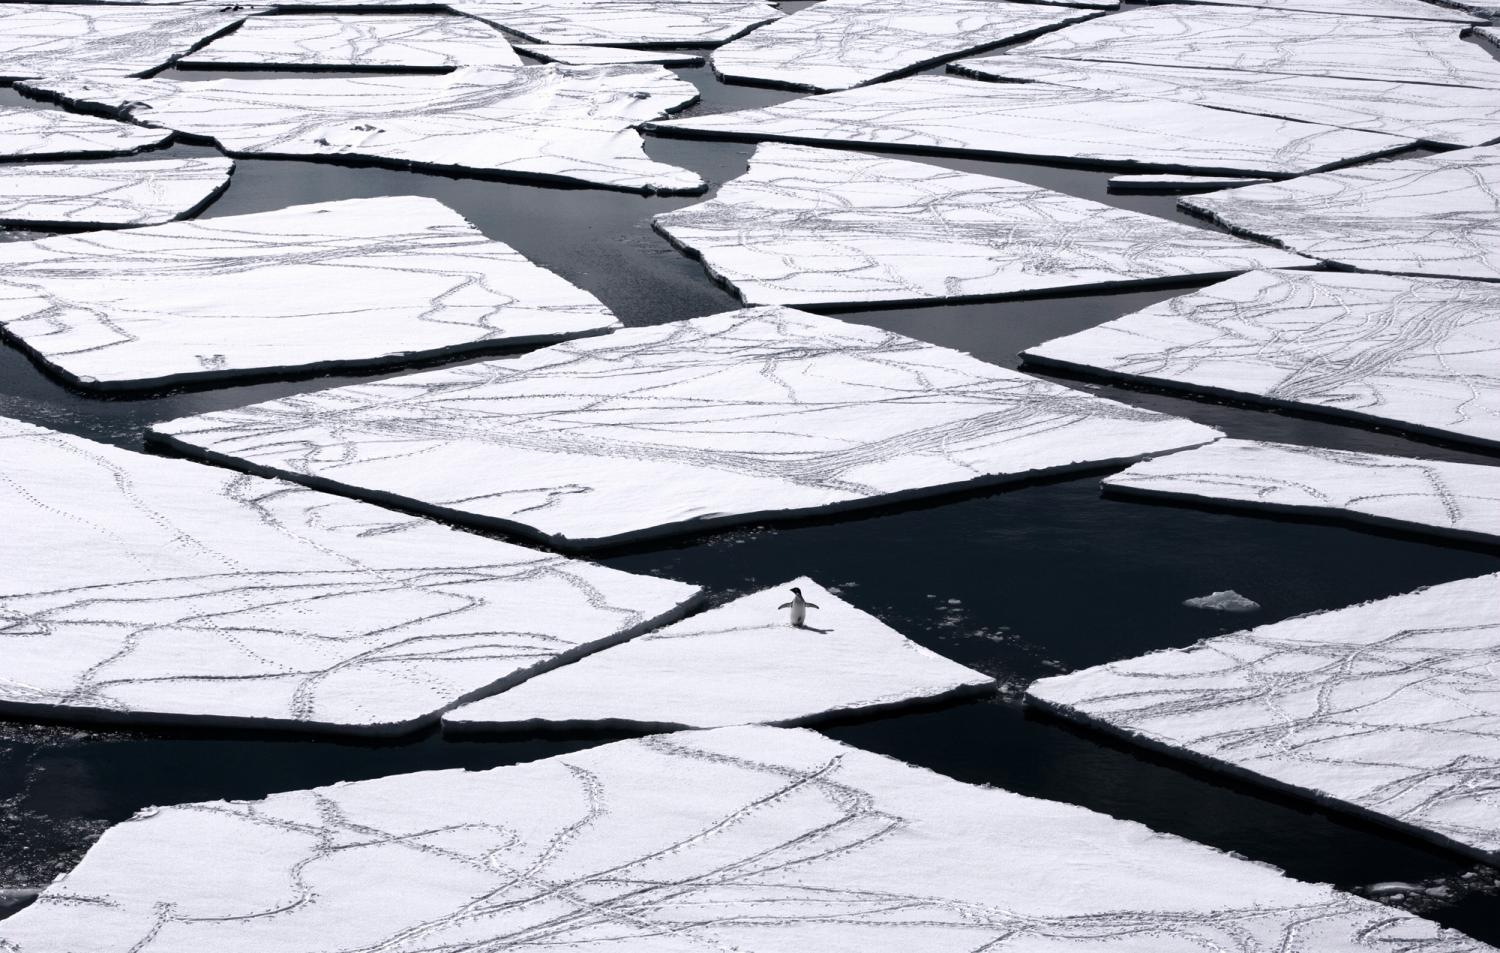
[794,624,834,634]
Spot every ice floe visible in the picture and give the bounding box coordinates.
[455,0,780,47]
[0,3,248,79]
[0,106,171,159]
[514,43,702,65]
[179,14,522,70]
[952,54,1500,148]
[444,578,994,732]
[708,0,1097,93]
[1105,439,1500,546]
[0,416,700,735]
[1108,174,1272,192]
[0,724,1489,952]
[0,156,231,229]
[1183,590,1261,612]
[1182,145,1500,281]
[0,195,620,390]
[645,74,1412,175]
[653,144,1312,307]
[1022,269,1500,450]
[149,307,1221,548]
[21,65,703,193]
[1012,6,1500,89]
[1030,571,1500,863]
[1163,0,1481,22]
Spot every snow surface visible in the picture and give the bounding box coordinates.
[0,416,700,735]
[1108,174,1271,192]
[1022,269,1500,450]
[1183,590,1261,612]
[455,0,781,46]
[645,74,1413,175]
[1031,572,1500,863]
[149,307,1222,548]
[0,156,231,229]
[1012,6,1500,88]
[1161,0,1481,22]
[20,66,703,194]
[1105,439,1500,546]
[0,105,171,159]
[514,43,703,65]
[443,578,994,732]
[1,724,1490,952]
[653,144,1312,307]
[952,54,1500,149]
[179,14,522,69]
[0,195,620,390]
[0,3,248,79]
[1182,145,1500,282]
[708,0,1096,93]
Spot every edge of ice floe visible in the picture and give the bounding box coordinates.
[146,424,1225,551]
[1025,577,1500,867]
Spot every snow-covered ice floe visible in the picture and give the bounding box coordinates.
[0,3,249,79]
[1105,439,1500,546]
[1022,269,1500,450]
[514,43,703,65]
[1183,590,1260,612]
[1159,0,1481,22]
[444,577,994,732]
[654,144,1312,307]
[1030,571,1500,863]
[0,416,700,735]
[952,54,1500,148]
[0,156,231,229]
[0,105,171,159]
[0,195,619,391]
[708,0,1097,93]
[19,65,703,194]
[1010,5,1500,88]
[645,74,1412,176]
[1182,145,1500,282]
[179,14,522,70]
[454,0,781,47]
[1108,174,1271,192]
[1,724,1491,952]
[149,307,1222,549]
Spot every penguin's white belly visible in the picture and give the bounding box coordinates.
[789,604,806,626]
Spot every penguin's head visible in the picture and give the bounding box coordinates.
[790,587,802,596]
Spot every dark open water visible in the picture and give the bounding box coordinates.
[3,8,1500,938]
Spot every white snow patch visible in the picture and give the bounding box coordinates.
[455,0,781,46]
[1183,590,1261,612]
[0,106,171,159]
[1031,572,1500,863]
[180,14,522,69]
[0,4,249,79]
[149,306,1222,548]
[0,156,231,229]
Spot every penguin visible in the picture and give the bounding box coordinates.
[777,586,820,628]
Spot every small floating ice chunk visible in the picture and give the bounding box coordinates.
[454,0,781,47]
[645,74,1413,175]
[654,144,1312,307]
[1183,590,1260,612]
[514,43,703,65]
[1012,6,1500,88]
[1,724,1489,952]
[0,156,231,229]
[0,106,170,159]
[20,65,703,194]
[443,578,994,732]
[1030,571,1500,863]
[1183,145,1500,282]
[1022,269,1500,450]
[1105,439,1500,546]
[0,416,701,735]
[952,54,1500,149]
[1108,174,1271,192]
[0,4,248,79]
[179,14,522,70]
[709,0,1098,93]
[0,195,621,390]
[149,306,1222,548]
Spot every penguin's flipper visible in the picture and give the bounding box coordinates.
[777,602,792,609]
[804,602,820,609]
